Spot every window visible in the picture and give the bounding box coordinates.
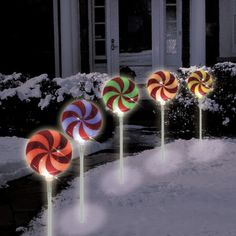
[166,0,177,54]
[92,0,106,62]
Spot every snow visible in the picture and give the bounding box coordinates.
[0,136,111,188]
[0,136,31,188]
[22,138,236,236]
[178,65,211,77]
[222,117,230,126]
[38,94,52,109]
[53,72,109,103]
[0,72,22,83]
[0,72,109,110]
[213,62,236,77]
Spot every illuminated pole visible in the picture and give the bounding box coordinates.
[79,143,85,223]
[161,104,165,160]
[46,177,53,236]
[119,113,124,184]
[199,99,202,141]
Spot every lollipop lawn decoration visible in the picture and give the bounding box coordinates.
[147,71,179,160]
[102,76,139,184]
[187,69,213,140]
[26,129,72,236]
[61,99,102,223]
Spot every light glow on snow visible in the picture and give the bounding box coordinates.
[58,202,107,235]
[145,148,184,176]
[100,166,142,196]
[22,139,236,236]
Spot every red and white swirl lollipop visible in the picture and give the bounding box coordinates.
[26,129,72,177]
[26,129,72,235]
[147,70,179,105]
[61,100,102,143]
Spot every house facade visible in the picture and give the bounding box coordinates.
[53,0,236,81]
[0,0,235,80]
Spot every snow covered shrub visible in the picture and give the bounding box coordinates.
[0,73,28,90]
[0,64,235,138]
[0,72,110,136]
[165,63,236,137]
[211,62,236,134]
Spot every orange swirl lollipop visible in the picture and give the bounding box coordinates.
[187,69,213,99]
[147,70,179,105]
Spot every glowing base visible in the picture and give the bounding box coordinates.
[46,178,53,236]
[79,143,85,223]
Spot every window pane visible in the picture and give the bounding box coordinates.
[95,0,105,6]
[166,0,176,4]
[166,1,177,54]
[119,0,151,53]
[166,39,177,54]
[95,8,105,22]
[166,6,176,21]
[95,41,106,55]
[95,24,105,39]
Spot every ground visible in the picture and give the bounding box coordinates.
[15,138,236,236]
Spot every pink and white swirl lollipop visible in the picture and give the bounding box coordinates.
[61,100,102,143]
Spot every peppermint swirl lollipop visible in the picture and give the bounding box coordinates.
[147,70,179,104]
[61,100,102,142]
[102,76,139,113]
[187,70,213,98]
[26,129,72,177]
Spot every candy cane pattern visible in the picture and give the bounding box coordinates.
[187,69,213,98]
[61,100,102,142]
[102,76,139,113]
[26,129,72,177]
[147,70,179,104]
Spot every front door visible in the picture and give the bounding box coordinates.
[107,0,152,83]
[90,0,182,81]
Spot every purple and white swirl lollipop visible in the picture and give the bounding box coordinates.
[61,100,102,142]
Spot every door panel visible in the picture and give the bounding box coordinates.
[119,0,152,83]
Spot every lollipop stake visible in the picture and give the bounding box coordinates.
[118,113,124,184]
[199,99,203,141]
[61,100,102,224]
[46,177,53,236]
[187,70,214,141]
[25,130,72,236]
[102,76,139,184]
[79,143,85,223]
[161,104,165,160]
[147,71,179,161]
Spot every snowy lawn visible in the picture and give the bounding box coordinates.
[21,139,236,236]
[0,137,111,188]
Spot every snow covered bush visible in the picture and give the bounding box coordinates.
[211,62,236,134]
[165,63,236,137]
[0,72,110,136]
[0,63,235,138]
[0,72,109,109]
